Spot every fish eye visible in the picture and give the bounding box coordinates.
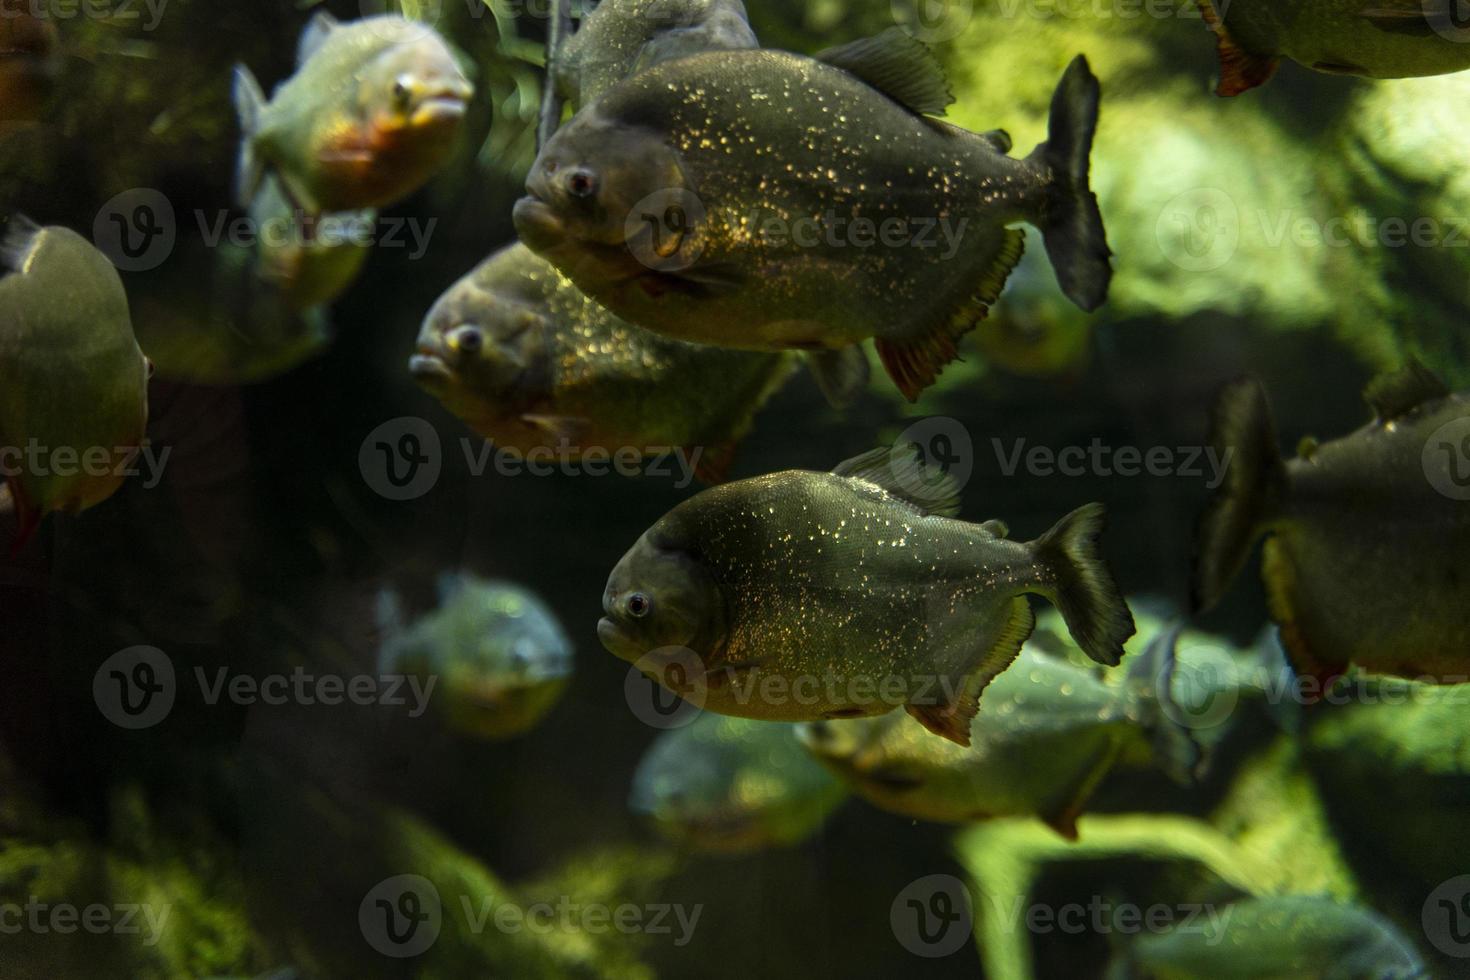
[393,75,413,107]
[626,592,652,619]
[453,325,484,354]
[566,169,598,200]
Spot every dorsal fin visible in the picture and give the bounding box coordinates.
[832,444,962,518]
[1364,359,1448,422]
[297,11,339,67]
[815,28,954,118]
[0,214,43,276]
[980,520,1010,539]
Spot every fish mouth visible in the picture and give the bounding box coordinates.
[411,95,469,127]
[512,195,567,253]
[408,351,455,391]
[597,617,643,663]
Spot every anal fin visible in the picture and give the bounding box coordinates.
[876,228,1025,402]
[1194,0,1279,96]
[1040,736,1122,841]
[906,597,1035,747]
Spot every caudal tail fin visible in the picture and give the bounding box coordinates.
[1127,621,1203,785]
[1032,55,1112,313]
[1192,378,1285,613]
[1032,503,1134,667]
[232,65,266,209]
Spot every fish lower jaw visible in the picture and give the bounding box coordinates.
[408,352,454,390]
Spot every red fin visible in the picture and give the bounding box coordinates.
[1195,0,1279,96]
[875,229,1024,402]
[1261,539,1340,703]
[693,441,738,485]
[1044,812,1081,842]
[906,597,1035,747]
[906,698,977,748]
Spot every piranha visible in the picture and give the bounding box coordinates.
[1195,0,1470,96]
[0,10,59,131]
[1106,895,1428,979]
[554,0,759,110]
[1193,361,1470,688]
[0,217,151,546]
[796,634,1196,840]
[412,242,798,483]
[515,29,1112,402]
[630,714,846,854]
[250,174,376,313]
[598,445,1135,746]
[233,12,473,216]
[378,575,573,740]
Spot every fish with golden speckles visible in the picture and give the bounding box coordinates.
[516,29,1111,402]
[411,242,797,484]
[598,445,1134,745]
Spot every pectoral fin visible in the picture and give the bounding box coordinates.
[906,598,1036,747]
[804,347,870,410]
[1194,0,1280,96]
[875,229,1024,402]
[520,414,590,444]
[1363,358,1448,423]
[1039,737,1122,841]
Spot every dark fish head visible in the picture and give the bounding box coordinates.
[412,266,549,412]
[362,36,473,138]
[515,113,695,283]
[599,527,725,665]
